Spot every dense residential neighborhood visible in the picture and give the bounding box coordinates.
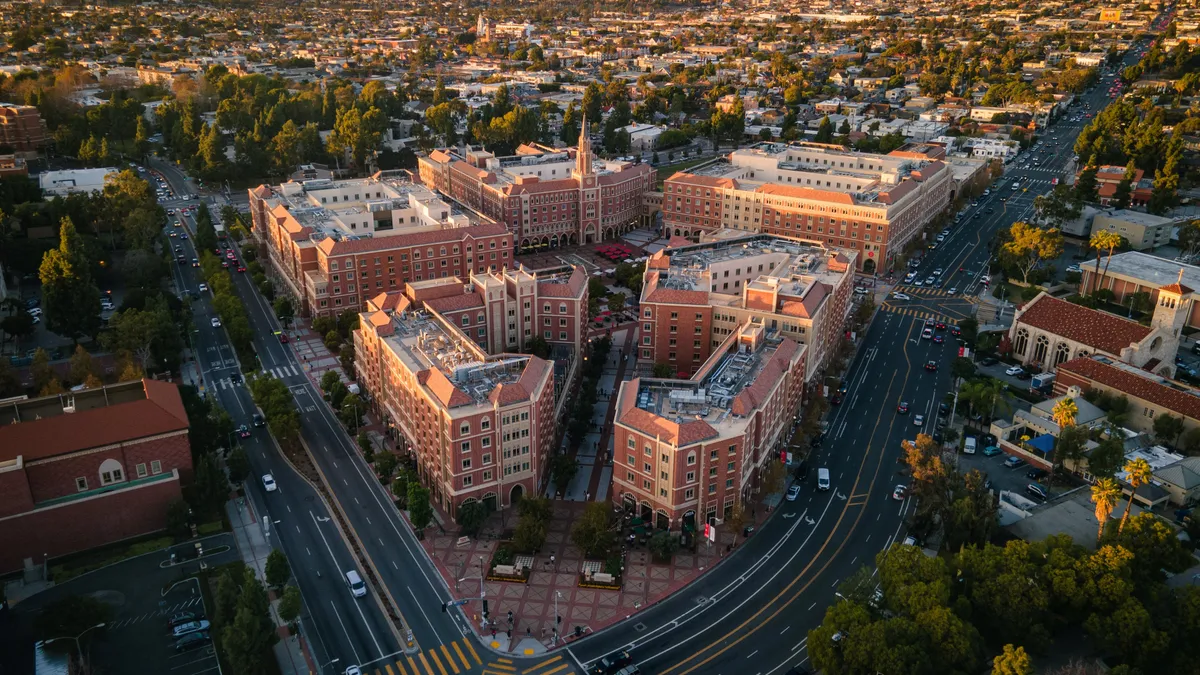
[1,1,1200,675]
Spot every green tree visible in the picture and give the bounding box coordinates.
[1000,222,1064,285]
[570,502,613,558]
[193,453,228,518]
[408,483,433,531]
[374,450,398,478]
[1118,458,1153,533]
[550,454,579,495]
[814,115,834,143]
[227,446,250,484]
[457,501,489,536]
[761,460,787,495]
[648,530,679,562]
[39,217,101,342]
[195,204,217,253]
[265,549,291,589]
[1091,477,1121,546]
[1153,412,1185,447]
[213,564,244,627]
[1074,166,1099,204]
[992,644,1033,675]
[276,586,302,626]
[68,344,96,386]
[1089,229,1124,297]
[166,498,191,538]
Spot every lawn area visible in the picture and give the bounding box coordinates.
[996,282,1029,305]
[656,155,716,185]
[50,535,175,582]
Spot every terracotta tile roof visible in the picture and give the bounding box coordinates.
[666,236,692,249]
[250,185,272,199]
[318,223,510,255]
[878,180,918,205]
[0,379,189,463]
[367,291,406,312]
[428,150,453,163]
[1059,357,1200,421]
[422,368,474,408]
[1016,293,1151,356]
[425,293,485,313]
[1161,283,1194,295]
[489,357,551,406]
[667,173,739,189]
[538,269,586,299]
[506,178,579,195]
[620,407,719,447]
[756,183,855,204]
[365,310,394,337]
[732,340,800,415]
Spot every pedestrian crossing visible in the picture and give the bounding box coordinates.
[880,305,962,325]
[212,364,302,390]
[362,644,574,675]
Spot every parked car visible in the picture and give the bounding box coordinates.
[983,445,1002,457]
[1026,483,1049,501]
[1027,468,1049,481]
[167,612,197,629]
[172,620,211,638]
[1005,365,1025,376]
[174,632,211,652]
[1004,456,1026,469]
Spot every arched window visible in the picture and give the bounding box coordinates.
[1054,342,1071,367]
[98,458,125,486]
[1013,328,1030,356]
[1032,335,1050,365]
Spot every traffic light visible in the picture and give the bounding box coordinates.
[575,626,583,638]
[482,599,489,620]
[556,614,562,625]
[441,602,447,613]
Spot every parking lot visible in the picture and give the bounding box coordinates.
[13,533,236,675]
[956,441,1061,502]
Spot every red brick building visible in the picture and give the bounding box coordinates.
[248,173,514,318]
[613,323,806,530]
[417,121,656,249]
[0,379,192,574]
[0,103,48,155]
[638,235,855,382]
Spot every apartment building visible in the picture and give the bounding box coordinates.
[353,294,557,518]
[1090,210,1175,250]
[638,235,855,383]
[662,142,952,274]
[248,172,513,318]
[613,322,806,531]
[0,103,48,154]
[417,122,655,250]
[0,379,192,574]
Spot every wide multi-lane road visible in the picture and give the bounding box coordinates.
[567,40,1155,675]
[155,162,571,675]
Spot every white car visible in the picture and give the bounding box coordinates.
[786,485,801,502]
[913,414,925,427]
[913,279,924,287]
[947,287,957,295]
[210,317,221,328]
[892,292,911,301]
[1005,365,1025,376]
[28,307,42,316]
[262,474,277,492]
[922,328,933,339]
[198,283,208,292]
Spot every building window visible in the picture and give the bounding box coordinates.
[685,488,695,500]
[136,463,147,478]
[483,471,492,481]
[483,454,492,465]
[151,460,162,475]
[99,459,124,486]
[463,459,472,470]
[464,476,474,487]
[482,437,491,448]
[75,477,87,492]
[628,455,636,466]
[628,438,635,449]
[461,423,471,435]
[686,471,695,482]
[481,418,491,430]
[461,441,471,453]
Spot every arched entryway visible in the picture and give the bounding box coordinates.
[682,510,696,532]
[622,493,636,513]
[584,225,596,244]
[640,501,653,523]
[509,484,524,504]
[550,235,558,248]
[862,258,876,275]
[483,492,498,512]
[655,509,670,531]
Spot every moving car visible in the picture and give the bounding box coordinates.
[896,402,909,414]
[252,412,265,427]
[210,317,221,328]
[786,485,801,502]
[591,651,633,675]
[892,485,908,501]
[932,335,945,345]
[924,360,938,372]
[262,474,277,492]
[913,414,925,427]
[198,283,208,292]
[892,292,911,301]
[921,328,933,340]
[237,425,251,438]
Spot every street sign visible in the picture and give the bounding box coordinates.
[446,599,470,608]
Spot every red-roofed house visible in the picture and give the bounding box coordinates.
[0,379,193,574]
[612,325,806,530]
[1056,356,1200,440]
[1008,290,1184,377]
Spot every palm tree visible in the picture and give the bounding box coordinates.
[1051,398,1078,429]
[1091,477,1120,546]
[1118,457,1153,533]
[1089,230,1123,297]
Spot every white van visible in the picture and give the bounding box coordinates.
[345,570,367,598]
[817,468,831,491]
[963,436,977,455]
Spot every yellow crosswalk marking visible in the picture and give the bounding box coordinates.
[439,645,461,674]
[489,662,517,673]
[394,660,410,675]
[460,639,483,666]
[522,656,563,674]
[385,665,396,675]
[417,653,435,675]
[428,650,450,675]
[538,665,570,675]
[406,656,420,675]
[452,642,472,669]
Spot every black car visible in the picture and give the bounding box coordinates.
[794,460,809,480]
[174,631,210,652]
[1015,370,1033,380]
[592,651,633,675]
[229,371,243,384]
[1027,468,1049,481]
[979,356,999,366]
[252,412,265,427]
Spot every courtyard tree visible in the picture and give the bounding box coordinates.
[1000,222,1063,285]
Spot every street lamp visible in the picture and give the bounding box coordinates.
[318,657,341,674]
[553,590,563,644]
[45,622,106,666]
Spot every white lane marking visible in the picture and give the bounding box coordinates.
[407,585,445,644]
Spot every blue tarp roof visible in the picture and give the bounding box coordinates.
[1027,434,1056,455]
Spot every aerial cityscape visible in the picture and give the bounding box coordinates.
[1,1,1199,674]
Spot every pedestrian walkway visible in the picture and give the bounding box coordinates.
[877,304,965,325]
[283,320,350,390]
[226,497,317,675]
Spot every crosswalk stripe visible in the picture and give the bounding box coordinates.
[522,655,563,674]
[489,662,517,672]
[439,645,461,674]
[385,665,396,675]
[461,640,482,666]
[407,656,422,675]
[428,650,450,675]
[417,652,436,675]
[537,665,570,675]
[452,642,471,669]
[392,661,408,675]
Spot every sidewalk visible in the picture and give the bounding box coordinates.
[226,497,317,675]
